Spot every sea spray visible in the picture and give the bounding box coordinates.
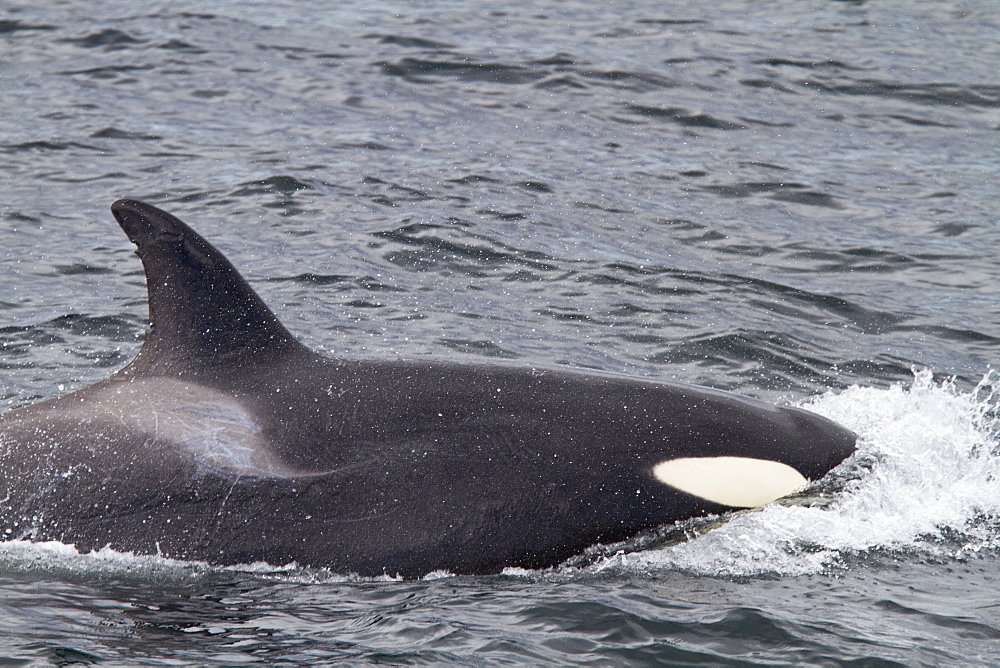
[597,370,1000,577]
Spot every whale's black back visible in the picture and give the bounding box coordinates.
[0,201,856,576]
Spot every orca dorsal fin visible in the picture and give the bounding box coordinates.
[111,199,305,378]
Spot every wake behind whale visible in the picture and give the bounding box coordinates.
[0,200,856,576]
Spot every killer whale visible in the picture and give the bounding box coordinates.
[0,200,856,576]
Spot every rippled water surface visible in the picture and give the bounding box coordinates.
[2,0,999,664]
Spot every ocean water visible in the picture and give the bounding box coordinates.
[1,0,999,664]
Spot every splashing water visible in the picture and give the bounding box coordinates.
[597,370,1000,577]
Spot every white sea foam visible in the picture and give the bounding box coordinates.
[594,369,1000,577]
[0,539,206,578]
[0,538,359,583]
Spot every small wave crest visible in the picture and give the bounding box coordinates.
[0,540,365,584]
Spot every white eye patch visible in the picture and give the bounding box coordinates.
[652,456,808,508]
